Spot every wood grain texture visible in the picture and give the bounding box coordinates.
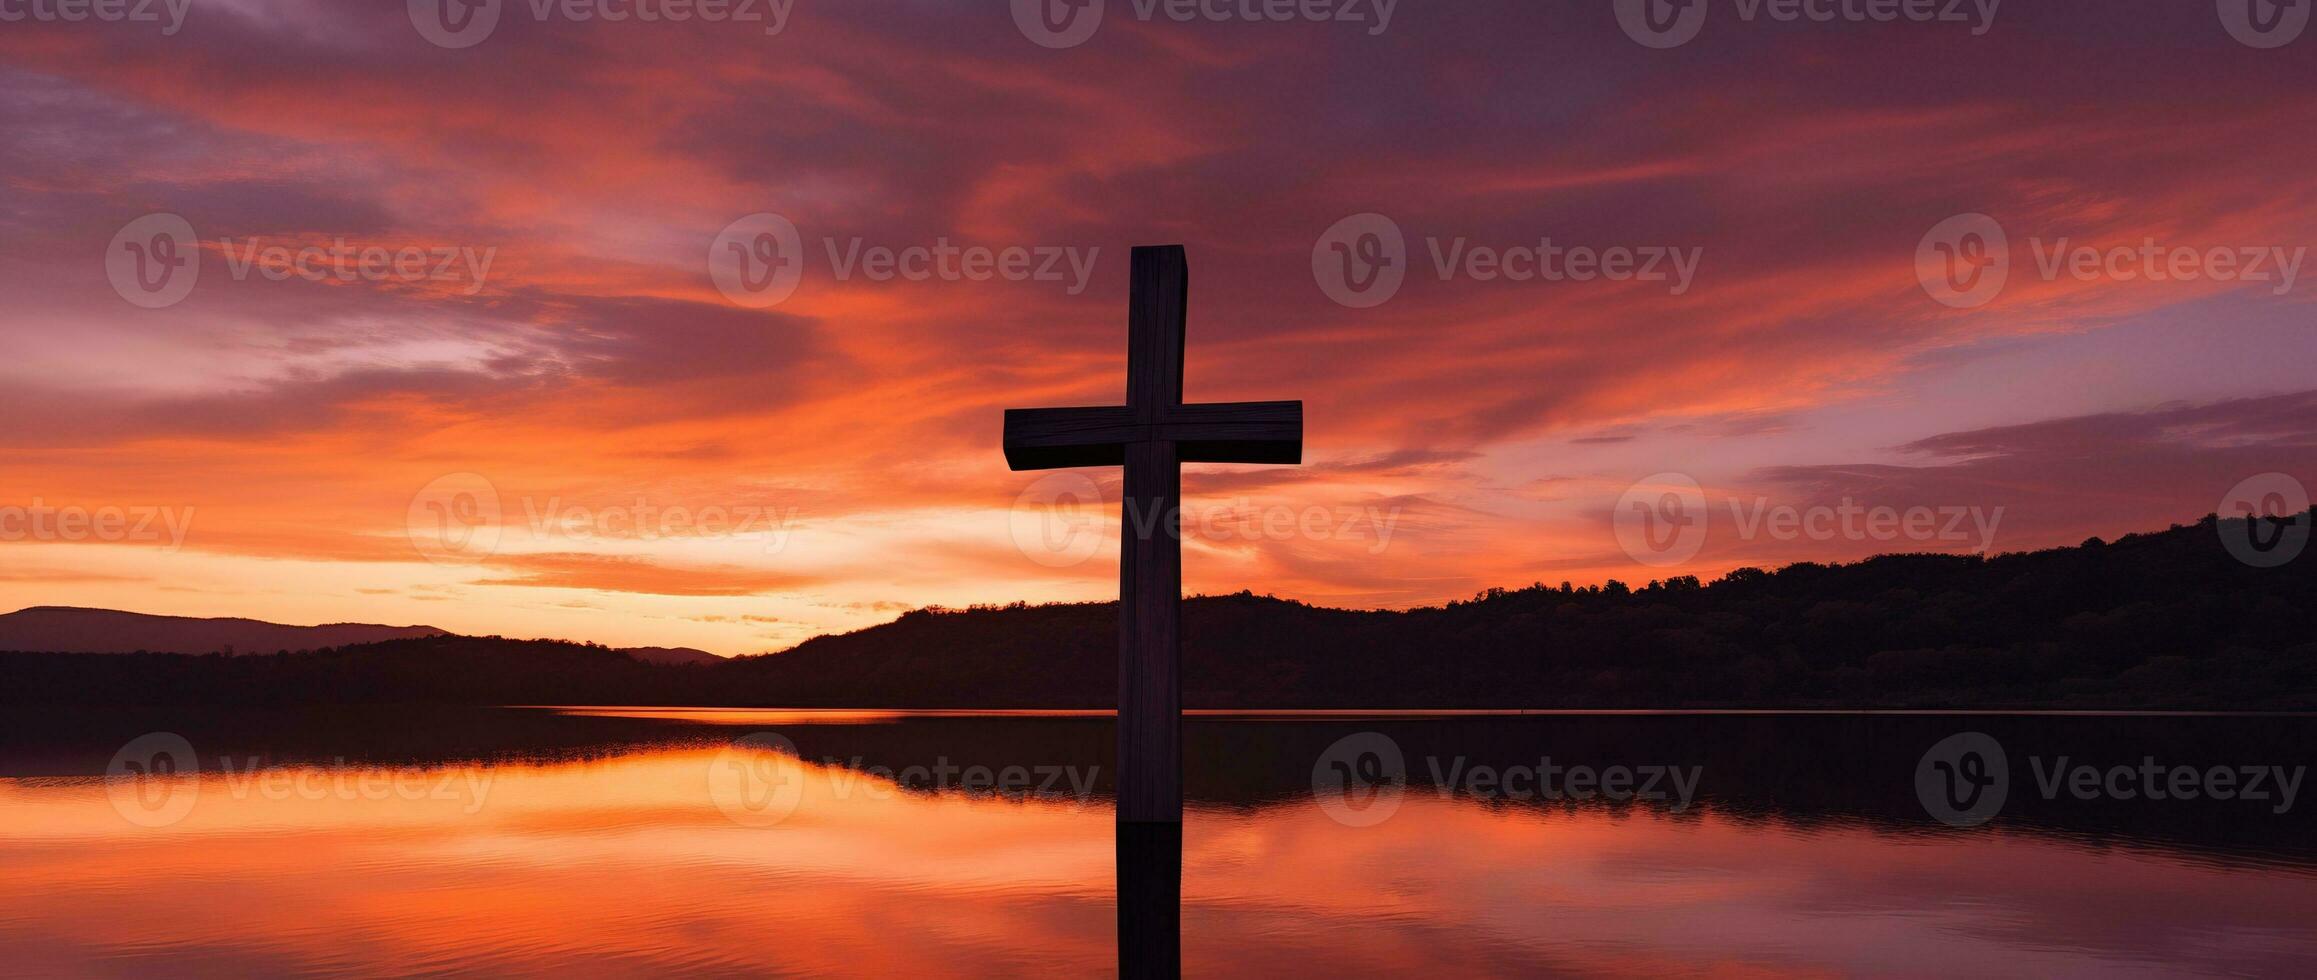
[1002,401,1302,470]
[1116,438,1182,823]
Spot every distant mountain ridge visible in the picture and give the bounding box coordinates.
[0,607,447,655]
[618,646,726,666]
[3,513,2310,709]
[0,607,726,665]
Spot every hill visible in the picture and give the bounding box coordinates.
[618,646,727,666]
[0,607,446,655]
[1,512,2310,709]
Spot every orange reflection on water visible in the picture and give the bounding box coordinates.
[2,746,2313,976]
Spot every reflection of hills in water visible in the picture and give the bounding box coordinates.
[8,706,2312,870]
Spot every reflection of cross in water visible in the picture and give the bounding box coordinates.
[1001,245,1305,977]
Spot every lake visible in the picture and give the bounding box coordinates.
[1,708,2312,976]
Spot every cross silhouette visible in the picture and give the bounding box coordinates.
[1002,245,1303,824]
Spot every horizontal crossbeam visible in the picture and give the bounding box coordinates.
[1002,400,1303,470]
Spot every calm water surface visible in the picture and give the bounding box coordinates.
[1,708,2312,977]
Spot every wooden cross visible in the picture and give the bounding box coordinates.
[1002,244,1304,824]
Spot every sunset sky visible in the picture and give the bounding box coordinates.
[3,1,2314,654]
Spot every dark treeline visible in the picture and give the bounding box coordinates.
[4,513,2312,709]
